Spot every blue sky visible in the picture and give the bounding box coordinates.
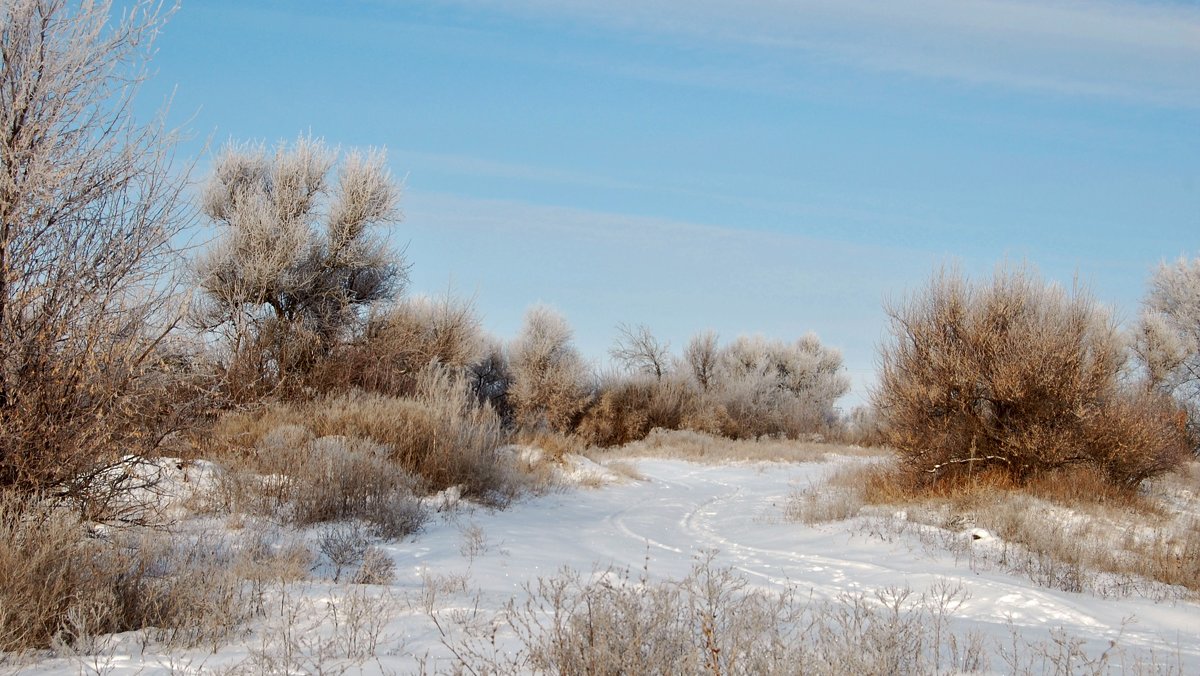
[144,0,1200,408]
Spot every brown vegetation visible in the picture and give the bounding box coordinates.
[210,365,517,505]
[508,305,593,434]
[875,265,1188,489]
[320,294,486,397]
[577,375,713,446]
[0,0,193,504]
[0,491,309,654]
[790,457,1200,596]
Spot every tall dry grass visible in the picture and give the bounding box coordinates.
[211,365,518,506]
[318,294,486,398]
[577,375,714,447]
[0,491,309,654]
[790,458,1200,597]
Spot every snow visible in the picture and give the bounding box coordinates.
[501,444,626,485]
[17,456,1200,674]
[88,456,220,528]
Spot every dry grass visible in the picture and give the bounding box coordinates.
[511,429,589,464]
[209,431,428,539]
[594,428,883,465]
[209,366,522,507]
[323,294,486,398]
[437,554,1178,675]
[0,492,311,655]
[787,465,881,525]
[577,375,708,447]
[790,457,1200,597]
[603,460,647,482]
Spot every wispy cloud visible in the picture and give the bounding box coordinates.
[394,149,643,191]
[444,0,1200,106]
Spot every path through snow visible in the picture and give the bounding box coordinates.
[21,457,1200,674]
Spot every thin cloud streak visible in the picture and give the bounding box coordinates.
[395,149,645,191]
[442,0,1200,106]
[393,148,957,235]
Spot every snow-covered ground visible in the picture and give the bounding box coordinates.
[18,455,1200,674]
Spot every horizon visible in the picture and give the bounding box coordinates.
[142,0,1200,409]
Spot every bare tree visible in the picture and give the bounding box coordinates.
[0,0,191,500]
[194,136,405,393]
[469,336,513,422]
[610,322,671,380]
[508,305,592,433]
[682,330,719,391]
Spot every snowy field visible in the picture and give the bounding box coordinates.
[16,454,1200,674]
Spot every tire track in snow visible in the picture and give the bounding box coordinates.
[610,460,1113,634]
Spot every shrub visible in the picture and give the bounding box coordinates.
[214,365,517,504]
[323,294,485,397]
[0,0,192,502]
[220,434,427,539]
[508,306,593,434]
[0,492,307,653]
[876,265,1189,488]
[577,375,706,447]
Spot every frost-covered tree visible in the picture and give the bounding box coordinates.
[194,136,405,388]
[682,330,720,391]
[508,305,592,433]
[1136,256,1200,445]
[714,333,850,436]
